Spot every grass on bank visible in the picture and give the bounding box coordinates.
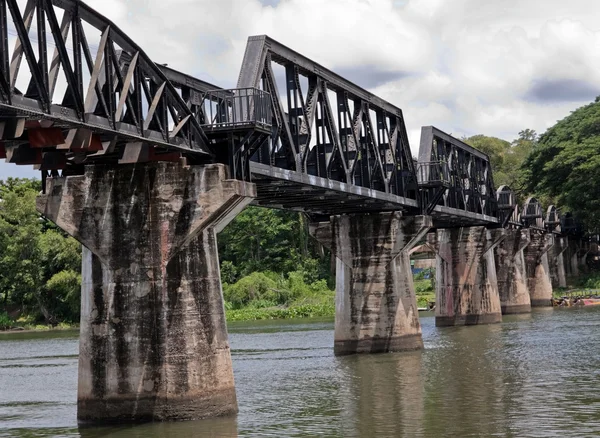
[414,269,435,308]
[223,271,335,321]
[0,312,76,332]
[552,271,600,299]
[1,269,437,329]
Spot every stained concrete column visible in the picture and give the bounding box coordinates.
[493,229,531,314]
[37,162,255,424]
[579,241,592,273]
[428,226,504,327]
[309,213,432,356]
[566,237,580,278]
[563,237,586,277]
[523,233,553,307]
[563,237,575,278]
[548,235,567,289]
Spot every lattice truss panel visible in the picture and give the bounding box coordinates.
[0,0,211,172]
[237,35,419,200]
[418,126,498,218]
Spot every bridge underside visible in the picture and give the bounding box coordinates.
[250,162,419,216]
[429,206,499,228]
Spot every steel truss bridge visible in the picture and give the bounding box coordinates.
[0,0,586,235]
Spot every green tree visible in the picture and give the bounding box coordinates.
[0,178,81,324]
[464,131,537,191]
[463,135,512,186]
[521,99,600,231]
[38,230,82,322]
[218,206,331,284]
[0,186,43,313]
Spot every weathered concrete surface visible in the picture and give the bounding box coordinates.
[570,241,579,277]
[563,237,576,278]
[37,163,255,424]
[492,229,531,314]
[429,227,504,327]
[310,213,432,356]
[548,236,567,289]
[523,233,553,307]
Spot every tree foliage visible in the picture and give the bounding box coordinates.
[0,179,81,325]
[218,206,331,284]
[463,130,537,190]
[521,99,600,231]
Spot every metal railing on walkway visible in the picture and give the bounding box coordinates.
[200,88,272,132]
[417,161,451,188]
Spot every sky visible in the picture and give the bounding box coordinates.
[3,0,600,179]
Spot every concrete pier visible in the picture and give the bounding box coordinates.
[493,229,531,314]
[37,162,255,424]
[570,240,579,277]
[548,236,567,289]
[523,233,554,307]
[563,237,575,278]
[429,227,504,327]
[310,213,431,355]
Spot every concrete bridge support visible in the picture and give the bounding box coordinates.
[564,237,589,277]
[310,213,432,355]
[548,236,567,289]
[523,233,554,307]
[493,229,531,314]
[37,162,255,424]
[579,241,593,273]
[428,227,504,327]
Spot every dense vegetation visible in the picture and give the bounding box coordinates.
[2,97,600,329]
[462,128,538,189]
[0,184,335,327]
[522,97,600,232]
[0,179,81,328]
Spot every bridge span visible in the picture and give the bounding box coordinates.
[0,0,590,425]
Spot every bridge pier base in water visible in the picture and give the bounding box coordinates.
[493,229,532,314]
[523,233,554,307]
[429,226,504,327]
[37,162,255,424]
[310,213,432,356]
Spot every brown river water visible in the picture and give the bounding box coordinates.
[1,308,600,437]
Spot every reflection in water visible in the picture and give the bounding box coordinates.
[422,324,508,437]
[339,350,425,437]
[3,310,600,436]
[77,417,238,438]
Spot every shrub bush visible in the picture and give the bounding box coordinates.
[0,312,12,330]
[222,272,278,309]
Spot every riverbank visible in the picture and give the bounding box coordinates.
[0,323,78,335]
[0,304,335,333]
[226,303,334,321]
[1,274,435,331]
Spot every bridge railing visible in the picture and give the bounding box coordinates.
[200,88,272,132]
[416,161,451,188]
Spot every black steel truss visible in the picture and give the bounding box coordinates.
[0,0,212,170]
[417,126,498,225]
[0,0,589,234]
[236,35,419,203]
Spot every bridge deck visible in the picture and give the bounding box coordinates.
[250,162,419,217]
[0,1,523,229]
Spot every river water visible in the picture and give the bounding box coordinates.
[1,308,600,437]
